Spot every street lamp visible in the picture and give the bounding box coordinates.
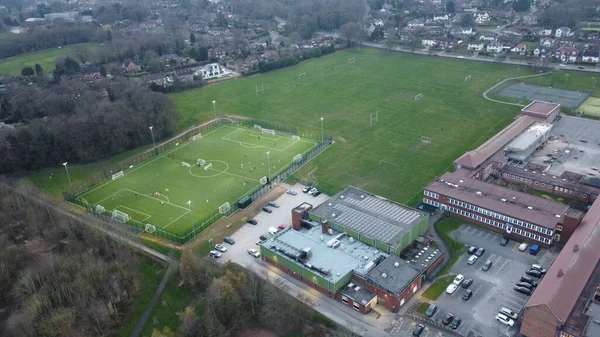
[320,117,324,144]
[565,74,570,85]
[212,100,217,119]
[149,126,157,155]
[266,151,271,178]
[63,162,72,189]
[187,200,197,237]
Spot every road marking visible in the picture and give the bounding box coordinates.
[484,233,491,240]
[494,258,510,276]
[162,210,191,229]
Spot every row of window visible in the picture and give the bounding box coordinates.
[423,198,440,207]
[424,190,439,199]
[503,173,590,199]
[446,206,552,244]
[446,197,553,236]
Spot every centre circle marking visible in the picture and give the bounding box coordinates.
[188,160,229,178]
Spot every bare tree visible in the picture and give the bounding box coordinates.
[340,22,363,48]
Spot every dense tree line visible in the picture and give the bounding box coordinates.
[0,78,178,172]
[539,0,597,28]
[0,181,142,337]
[258,44,335,73]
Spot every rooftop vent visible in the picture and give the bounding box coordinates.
[527,206,534,210]
[512,197,516,200]
[557,269,564,277]
[332,213,336,217]
[394,262,400,267]
[382,273,388,279]
[574,244,580,252]
[524,169,528,172]
[328,203,332,206]
[355,286,361,291]
[360,195,364,198]
[501,198,507,202]
[533,171,536,174]
[555,215,561,218]
[562,179,567,181]
[476,191,483,196]
[552,176,557,179]
[336,272,341,276]
[348,283,355,288]
[364,256,369,260]
[341,195,345,199]
[459,180,464,183]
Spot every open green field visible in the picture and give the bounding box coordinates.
[579,97,600,117]
[79,125,316,236]
[0,43,99,76]
[170,48,535,204]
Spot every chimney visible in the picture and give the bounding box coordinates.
[573,244,580,252]
[322,220,329,234]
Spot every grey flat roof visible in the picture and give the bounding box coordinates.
[366,255,421,296]
[506,123,552,152]
[522,101,561,116]
[311,186,427,245]
[338,279,377,306]
[404,243,444,272]
[585,302,600,337]
[261,226,387,284]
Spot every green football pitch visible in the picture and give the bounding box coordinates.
[79,126,317,236]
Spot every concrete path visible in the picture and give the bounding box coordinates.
[481,72,553,107]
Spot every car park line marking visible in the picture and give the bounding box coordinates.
[484,233,491,240]
[494,258,510,276]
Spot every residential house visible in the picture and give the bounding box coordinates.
[554,46,578,63]
[467,43,484,51]
[487,41,504,53]
[407,19,425,29]
[581,50,600,64]
[261,50,280,61]
[479,32,498,42]
[209,47,226,60]
[541,39,554,48]
[537,28,553,36]
[533,47,549,57]
[422,39,437,46]
[194,63,231,80]
[511,43,527,56]
[433,14,449,22]
[555,27,571,38]
[475,12,490,24]
[461,27,474,35]
[122,60,141,73]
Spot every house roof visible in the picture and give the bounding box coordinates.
[556,46,577,53]
[521,101,560,118]
[366,255,421,296]
[583,50,600,57]
[525,198,600,323]
[454,115,540,169]
[426,171,573,228]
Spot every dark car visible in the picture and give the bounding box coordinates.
[525,269,543,278]
[461,278,473,289]
[246,218,258,225]
[412,324,425,336]
[514,287,532,296]
[500,237,510,246]
[520,276,538,287]
[302,186,312,193]
[462,289,473,300]
[516,282,533,290]
[313,190,322,197]
[579,66,585,69]
[450,317,462,329]
[224,237,235,245]
[442,313,454,325]
[468,246,478,254]
[262,207,273,213]
[425,304,438,317]
[482,260,493,271]
[475,247,485,257]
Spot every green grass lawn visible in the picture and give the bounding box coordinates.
[434,217,464,276]
[170,48,532,205]
[416,302,430,315]
[0,43,100,76]
[517,71,600,98]
[422,275,456,301]
[78,126,316,237]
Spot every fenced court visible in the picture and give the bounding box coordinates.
[578,97,600,117]
[67,120,330,244]
[497,83,590,109]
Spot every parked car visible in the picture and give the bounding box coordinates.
[500,237,510,246]
[482,260,493,271]
[278,224,287,230]
[520,276,538,287]
[214,244,227,252]
[302,186,312,193]
[518,243,528,251]
[224,237,235,244]
[530,244,540,255]
[209,250,222,258]
[248,248,261,258]
[468,246,478,254]
[425,304,438,317]
[514,287,532,296]
[475,247,485,257]
[499,307,518,320]
[262,207,273,213]
[453,274,465,286]
[442,313,454,325]
[268,227,279,235]
[495,313,515,326]
[256,240,263,245]
[308,188,318,195]
[268,201,280,208]
[461,278,473,289]
[259,233,270,241]
[525,269,543,278]
[446,284,458,294]
[286,189,298,195]
[531,264,547,274]
[462,289,473,300]
[450,317,462,329]
[312,190,322,197]
[516,282,533,290]
[246,218,258,225]
[467,255,478,265]
[413,324,425,336]
[578,66,585,69]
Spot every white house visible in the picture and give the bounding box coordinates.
[581,50,600,64]
[537,28,553,36]
[194,63,232,80]
[422,39,437,46]
[407,19,425,28]
[433,14,449,22]
[511,43,527,56]
[541,39,554,48]
[554,46,578,63]
[467,43,484,51]
[461,27,474,35]
[487,41,504,53]
[555,27,571,38]
[475,12,490,24]
[479,32,497,41]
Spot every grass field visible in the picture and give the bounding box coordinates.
[579,97,600,117]
[79,125,316,236]
[0,43,99,76]
[422,274,456,301]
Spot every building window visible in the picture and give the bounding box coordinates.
[353,302,360,311]
[342,296,348,304]
[413,285,418,293]
[541,183,546,187]
[400,298,405,307]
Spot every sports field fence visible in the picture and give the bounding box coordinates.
[64,117,333,245]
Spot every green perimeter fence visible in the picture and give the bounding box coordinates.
[65,117,333,245]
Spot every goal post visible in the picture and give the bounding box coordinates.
[260,176,268,185]
[253,124,262,130]
[204,163,213,171]
[292,135,301,140]
[95,205,105,214]
[414,94,422,101]
[111,209,130,223]
[145,223,156,233]
[219,202,231,214]
[421,136,432,144]
[298,72,306,79]
[191,133,202,141]
[261,128,276,135]
[465,75,472,82]
[348,57,356,63]
[182,161,191,168]
[112,171,124,180]
[293,154,303,163]
[197,159,206,166]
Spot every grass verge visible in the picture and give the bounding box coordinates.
[434,217,464,276]
[416,302,430,315]
[422,275,455,301]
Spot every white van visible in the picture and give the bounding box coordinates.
[499,307,518,320]
[268,227,279,235]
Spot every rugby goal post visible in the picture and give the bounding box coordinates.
[219,202,231,214]
[260,176,268,185]
[182,161,191,168]
[95,205,105,214]
[191,133,202,141]
[256,84,264,96]
[298,72,306,79]
[421,136,432,144]
[111,209,130,223]
[204,163,213,171]
[261,128,276,135]
[293,154,303,163]
[465,75,472,82]
[348,57,356,64]
[197,159,206,166]
[112,171,125,180]
[253,124,262,130]
[292,135,301,140]
[414,94,422,101]
[145,223,157,233]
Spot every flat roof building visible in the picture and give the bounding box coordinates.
[505,123,553,161]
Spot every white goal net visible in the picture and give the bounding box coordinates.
[204,163,213,170]
[293,154,303,163]
[464,75,472,82]
[191,133,202,141]
[95,205,105,214]
[348,57,355,64]
[197,159,205,166]
[253,124,262,130]
[421,136,432,144]
[298,72,306,79]
[260,176,268,185]
[414,94,422,101]
[112,171,124,180]
[261,128,275,135]
[292,135,301,140]
[182,161,191,168]
[219,202,231,214]
[111,209,129,223]
[145,223,156,233]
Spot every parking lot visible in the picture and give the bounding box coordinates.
[215,183,330,268]
[424,224,557,337]
[388,316,446,337]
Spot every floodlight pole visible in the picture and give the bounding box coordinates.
[212,100,217,119]
[320,117,324,144]
[593,77,596,90]
[187,200,197,237]
[266,151,271,178]
[149,126,157,155]
[63,162,72,189]
[565,74,569,85]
